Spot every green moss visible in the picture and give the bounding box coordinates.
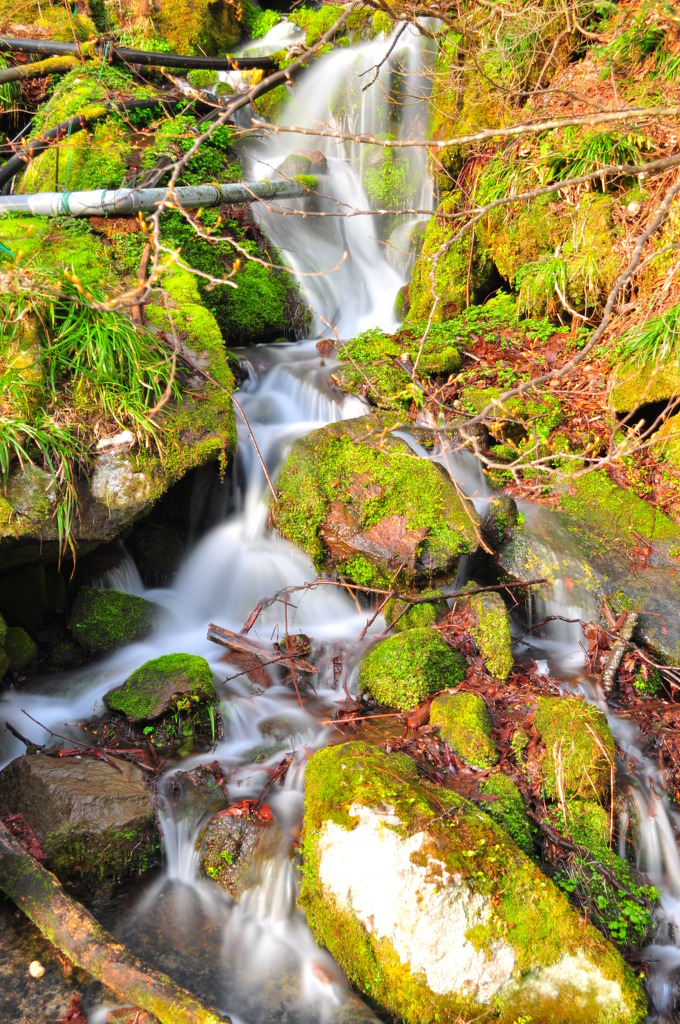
[363,148,414,210]
[253,83,288,121]
[470,591,513,681]
[534,696,615,803]
[150,0,242,54]
[613,358,680,414]
[384,591,447,632]
[479,773,534,855]
[511,727,530,761]
[359,628,467,711]
[5,626,37,671]
[0,611,6,649]
[46,819,160,886]
[431,690,499,768]
[271,418,479,587]
[559,470,680,556]
[408,193,497,321]
[68,587,166,654]
[104,652,215,722]
[187,69,219,89]
[301,741,646,1024]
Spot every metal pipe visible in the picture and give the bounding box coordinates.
[0,37,278,71]
[0,179,304,216]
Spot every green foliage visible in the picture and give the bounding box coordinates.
[359,628,467,710]
[617,303,680,366]
[68,587,166,653]
[431,690,499,768]
[248,7,280,39]
[187,69,220,89]
[143,116,238,186]
[543,129,655,187]
[479,773,534,855]
[364,150,411,210]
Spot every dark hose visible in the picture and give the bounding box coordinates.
[0,37,278,71]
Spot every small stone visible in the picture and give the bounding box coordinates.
[626,201,642,215]
[29,961,45,978]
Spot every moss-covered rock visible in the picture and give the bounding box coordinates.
[611,357,680,415]
[0,1,96,40]
[113,0,242,53]
[479,773,534,856]
[68,587,166,654]
[431,690,499,768]
[271,416,479,588]
[470,591,513,681]
[383,590,448,632]
[104,653,215,722]
[5,626,37,671]
[359,628,467,711]
[0,753,158,885]
[534,697,615,803]
[301,741,646,1024]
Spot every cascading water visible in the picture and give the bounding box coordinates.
[0,21,436,1024]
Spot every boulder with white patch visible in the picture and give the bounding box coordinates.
[300,742,646,1024]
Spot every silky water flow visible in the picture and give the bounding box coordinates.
[2,18,680,1024]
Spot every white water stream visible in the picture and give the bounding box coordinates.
[2,18,680,1023]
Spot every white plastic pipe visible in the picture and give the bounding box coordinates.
[0,179,305,217]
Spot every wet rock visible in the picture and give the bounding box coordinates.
[0,754,158,884]
[104,653,215,722]
[104,653,218,753]
[90,449,153,518]
[469,591,513,681]
[68,587,167,654]
[5,626,37,671]
[128,523,184,586]
[481,493,518,549]
[534,696,615,803]
[478,773,534,856]
[199,810,283,900]
[279,151,328,178]
[431,690,499,768]
[301,742,645,1024]
[272,416,479,588]
[359,628,467,711]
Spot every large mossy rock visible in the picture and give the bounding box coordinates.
[114,0,243,54]
[534,697,615,803]
[272,416,480,588]
[611,357,680,414]
[68,587,166,653]
[499,474,680,665]
[301,742,645,1024]
[430,690,499,768]
[104,653,215,722]
[0,754,158,884]
[359,628,467,711]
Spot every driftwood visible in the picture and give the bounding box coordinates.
[207,622,316,688]
[0,820,231,1024]
[602,611,639,694]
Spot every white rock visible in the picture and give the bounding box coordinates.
[29,960,45,978]
[96,430,135,450]
[91,452,152,513]
[627,201,642,216]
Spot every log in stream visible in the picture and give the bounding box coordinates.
[0,820,231,1024]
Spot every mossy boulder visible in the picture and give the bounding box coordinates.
[534,697,615,803]
[104,653,216,722]
[0,753,158,885]
[479,773,534,856]
[5,626,37,671]
[301,741,646,1024]
[0,1,96,39]
[611,357,680,415]
[272,416,480,588]
[68,587,166,654]
[383,590,448,632]
[359,629,467,711]
[430,690,499,768]
[134,0,242,54]
[470,591,513,681]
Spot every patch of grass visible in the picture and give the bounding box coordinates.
[617,304,680,366]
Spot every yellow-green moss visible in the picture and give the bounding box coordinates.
[479,772,534,855]
[359,628,467,710]
[430,690,499,768]
[383,590,447,632]
[301,741,646,1024]
[534,696,615,803]
[469,591,513,681]
[559,469,680,555]
[104,652,215,722]
[5,626,37,671]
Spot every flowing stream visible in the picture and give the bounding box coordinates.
[2,19,680,1023]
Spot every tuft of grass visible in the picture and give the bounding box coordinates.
[617,304,680,366]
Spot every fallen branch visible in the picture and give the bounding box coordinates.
[0,53,80,83]
[207,623,316,688]
[0,820,231,1024]
[602,611,639,695]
